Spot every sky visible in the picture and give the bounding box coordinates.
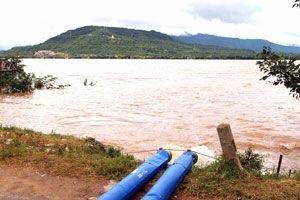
[1,0,300,49]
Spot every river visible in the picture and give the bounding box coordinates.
[0,59,299,169]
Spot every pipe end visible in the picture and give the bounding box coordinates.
[187,149,198,164]
[158,148,172,162]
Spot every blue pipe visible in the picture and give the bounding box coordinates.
[142,150,198,200]
[98,149,172,200]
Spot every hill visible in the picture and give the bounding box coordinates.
[174,33,300,54]
[6,26,255,59]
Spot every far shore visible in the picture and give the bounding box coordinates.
[1,54,259,60]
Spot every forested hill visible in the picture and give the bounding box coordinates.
[174,33,300,54]
[6,26,255,59]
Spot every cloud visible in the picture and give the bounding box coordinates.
[189,0,260,24]
[0,0,300,48]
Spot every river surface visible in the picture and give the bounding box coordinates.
[0,59,299,169]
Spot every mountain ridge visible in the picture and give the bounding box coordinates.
[6,26,255,59]
[174,33,300,54]
[4,26,300,58]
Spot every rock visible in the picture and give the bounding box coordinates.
[103,180,117,192]
[5,138,13,145]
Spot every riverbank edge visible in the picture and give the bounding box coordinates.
[0,126,300,199]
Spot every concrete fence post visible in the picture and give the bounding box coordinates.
[217,123,243,170]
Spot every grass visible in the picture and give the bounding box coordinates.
[294,171,300,181]
[0,126,300,199]
[0,126,137,179]
[182,156,300,199]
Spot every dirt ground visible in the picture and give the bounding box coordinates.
[0,165,107,200]
[0,165,201,200]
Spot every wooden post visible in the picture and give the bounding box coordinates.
[217,123,243,170]
[276,155,283,174]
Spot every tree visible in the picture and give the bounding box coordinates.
[0,57,34,93]
[257,1,300,99]
[257,47,300,99]
[0,57,66,93]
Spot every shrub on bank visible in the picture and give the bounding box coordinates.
[0,57,34,93]
[0,57,68,94]
[239,148,263,174]
[183,149,300,199]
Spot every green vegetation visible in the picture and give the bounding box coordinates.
[1,126,299,199]
[175,33,300,54]
[33,75,70,89]
[257,47,300,99]
[185,159,300,199]
[257,1,300,100]
[6,26,256,59]
[239,148,264,174]
[294,171,300,181]
[0,57,35,93]
[0,126,137,179]
[0,57,69,94]
[184,150,299,199]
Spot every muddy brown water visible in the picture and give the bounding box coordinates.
[1,59,299,170]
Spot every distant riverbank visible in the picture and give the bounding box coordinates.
[1,55,258,60]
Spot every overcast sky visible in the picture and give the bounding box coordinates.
[1,0,300,49]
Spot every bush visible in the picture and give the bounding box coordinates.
[10,72,35,92]
[293,170,300,181]
[1,57,68,93]
[239,148,263,174]
[0,71,35,93]
[34,75,58,89]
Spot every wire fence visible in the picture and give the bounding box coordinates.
[124,148,217,160]
[124,148,298,176]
